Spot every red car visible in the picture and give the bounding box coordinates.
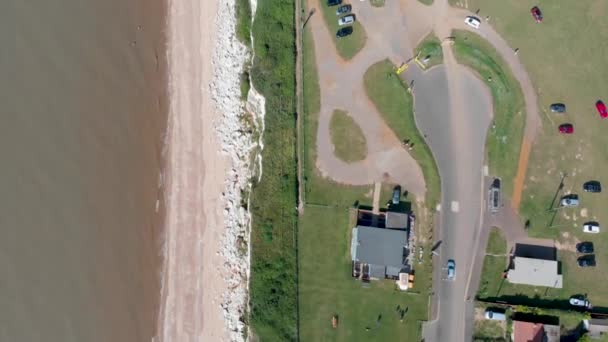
[531,6,543,23]
[596,100,608,118]
[559,123,574,134]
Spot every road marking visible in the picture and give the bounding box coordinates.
[483,165,489,176]
[451,201,459,212]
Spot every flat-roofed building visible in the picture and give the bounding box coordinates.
[507,256,563,288]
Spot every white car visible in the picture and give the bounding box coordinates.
[569,297,591,308]
[484,310,506,321]
[464,16,481,29]
[583,222,600,234]
[338,15,355,26]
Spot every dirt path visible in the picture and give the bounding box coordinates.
[306,0,427,198]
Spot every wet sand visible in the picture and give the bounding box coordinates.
[1,0,167,341]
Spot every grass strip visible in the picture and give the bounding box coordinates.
[363,59,441,208]
[249,0,297,339]
[452,30,525,197]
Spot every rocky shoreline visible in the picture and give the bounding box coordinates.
[211,0,265,339]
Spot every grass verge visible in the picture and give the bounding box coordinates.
[319,3,367,60]
[486,227,506,255]
[370,0,386,7]
[330,110,367,163]
[235,0,252,46]
[452,30,525,197]
[414,33,443,69]
[363,59,441,208]
[249,0,297,339]
[418,0,434,6]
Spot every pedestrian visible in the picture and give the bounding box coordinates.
[514,48,520,55]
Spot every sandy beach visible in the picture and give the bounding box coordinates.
[157,0,253,340]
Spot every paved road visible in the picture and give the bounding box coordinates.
[305,0,541,341]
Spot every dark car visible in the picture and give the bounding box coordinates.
[550,103,566,113]
[336,4,351,15]
[583,180,602,193]
[392,185,401,205]
[327,0,342,6]
[336,26,353,38]
[596,100,608,118]
[577,242,594,254]
[558,123,574,134]
[530,6,543,23]
[578,255,596,267]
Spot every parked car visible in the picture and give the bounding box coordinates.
[558,123,574,134]
[560,194,579,207]
[484,309,506,321]
[570,296,592,307]
[336,26,353,38]
[392,185,401,205]
[447,259,456,280]
[583,222,600,234]
[550,103,566,113]
[583,181,602,193]
[596,100,607,118]
[576,242,594,254]
[327,0,342,6]
[489,178,501,213]
[530,6,543,23]
[577,255,597,268]
[336,4,351,15]
[338,15,355,26]
[464,16,481,29]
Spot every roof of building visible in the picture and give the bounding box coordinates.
[353,226,407,268]
[386,212,409,229]
[514,321,544,342]
[507,256,563,288]
[586,319,608,338]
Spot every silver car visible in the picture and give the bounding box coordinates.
[560,195,579,207]
[447,259,456,280]
[338,15,355,26]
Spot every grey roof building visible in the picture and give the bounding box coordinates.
[351,226,408,279]
[507,256,563,288]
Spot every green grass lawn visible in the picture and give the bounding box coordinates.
[299,206,430,341]
[413,33,443,69]
[464,0,608,309]
[319,2,367,60]
[235,0,251,46]
[486,227,507,255]
[363,60,441,208]
[474,320,506,341]
[330,110,367,163]
[452,30,525,198]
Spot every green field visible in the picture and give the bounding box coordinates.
[319,2,367,60]
[249,0,297,339]
[414,33,443,69]
[299,205,430,341]
[452,30,525,198]
[463,0,608,309]
[363,60,441,208]
[330,110,367,163]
